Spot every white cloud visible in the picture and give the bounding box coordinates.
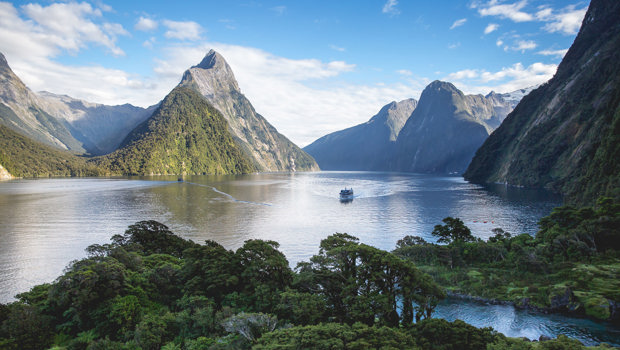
[445,62,557,94]
[397,69,413,77]
[153,43,424,146]
[11,1,126,56]
[448,42,461,49]
[537,49,568,58]
[142,37,156,49]
[382,0,400,16]
[512,39,537,51]
[473,1,587,35]
[329,44,346,52]
[484,23,499,34]
[539,5,586,35]
[496,39,504,46]
[475,0,534,22]
[450,18,467,30]
[162,20,203,41]
[135,16,158,31]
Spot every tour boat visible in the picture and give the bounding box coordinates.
[339,188,354,200]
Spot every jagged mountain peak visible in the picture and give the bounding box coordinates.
[179,50,318,172]
[194,49,228,70]
[424,80,463,95]
[0,52,8,69]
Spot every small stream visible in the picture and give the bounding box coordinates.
[434,298,620,346]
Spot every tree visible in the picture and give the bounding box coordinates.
[112,220,198,258]
[431,217,476,244]
[221,312,278,344]
[303,233,444,325]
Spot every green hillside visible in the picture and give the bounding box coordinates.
[0,123,102,178]
[98,86,255,176]
[464,0,620,205]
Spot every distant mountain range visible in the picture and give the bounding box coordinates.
[303,98,417,171]
[0,50,318,177]
[0,53,154,156]
[464,0,620,205]
[304,81,521,174]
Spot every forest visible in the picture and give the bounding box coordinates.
[1,198,618,349]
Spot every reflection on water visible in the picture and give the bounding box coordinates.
[0,172,560,303]
[435,299,620,346]
[2,172,617,345]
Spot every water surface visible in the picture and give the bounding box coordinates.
[2,172,617,345]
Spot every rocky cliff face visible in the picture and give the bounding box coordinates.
[304,99,417,170]
[0,162,12,180]
[37,92,155,155]
[0,52,153,156]
[394,81,498,174]
[304,80,516,174]
[0,53,85,152]
[464,0,620,205]
[99,87,255,176]
[179,50,319,172]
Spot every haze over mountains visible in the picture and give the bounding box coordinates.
[305,81,520,174]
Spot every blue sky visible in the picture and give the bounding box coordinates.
[0,0,587,145]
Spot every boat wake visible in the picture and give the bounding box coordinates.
[182,182,272,206]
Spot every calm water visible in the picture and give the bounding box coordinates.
[0,172,618,345]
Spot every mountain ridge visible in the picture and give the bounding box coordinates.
[305,80,518,174]
[98,86,256,176]
[304,98,417,171]
[464,0,620,205]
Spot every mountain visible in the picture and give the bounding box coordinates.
[464,0,620,205]
[303,99,417,170]
[178,50,319,172]
[0,123,102,177]
[0,52,153,156]
[98,86,255,176]
[37,92,156,155]
[0,53,86,152]
[393,81,505,174]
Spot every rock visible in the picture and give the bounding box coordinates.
[0,163,13,180]
[179,50,318,172]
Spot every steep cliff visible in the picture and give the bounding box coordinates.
[179,50,319,172]
[303,99,417,170]
[464,0,620,205]
[99,87,255,176]
[394,81,504,174]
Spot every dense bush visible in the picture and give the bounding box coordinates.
[394,198,620,319]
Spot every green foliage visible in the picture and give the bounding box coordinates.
[254,322,418,350]
[0,124,104,177]
[395,204,620,320]
[299,233,445,326]
[112,220,199,258]
[410,318,499,350]
[464,0,620,207]
[0,219,613,349]
[97,86,256,175]
[431,217,476,244]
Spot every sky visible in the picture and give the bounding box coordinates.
[0,0,587,146]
